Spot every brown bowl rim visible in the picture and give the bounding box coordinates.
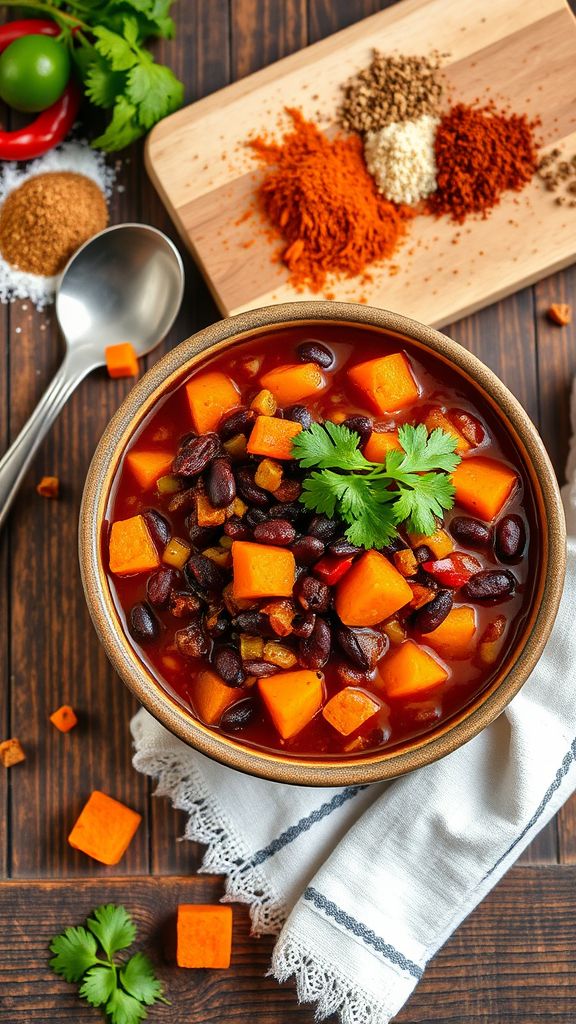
[79,301,566,786]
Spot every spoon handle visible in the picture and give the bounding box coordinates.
[0,346,96,530]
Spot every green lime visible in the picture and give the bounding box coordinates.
[0,34,71,113]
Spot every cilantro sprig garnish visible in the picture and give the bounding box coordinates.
[292,421,461,549]
[49,904,169,1023]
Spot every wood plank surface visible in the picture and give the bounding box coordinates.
[1,1,576,1022]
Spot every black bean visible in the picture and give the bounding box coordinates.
[342,415,373,445]
[185,554,226,596]
[292,535,325,565]
[450,516,491,549]
[291,612,316,638]
[220,698,258,731]
[381,535,407,558]
[297,340,334,369]
[173,432,221,476]
[495,514,526,562]
[219,407,256,440]
[206,457,236,508]
[299,617,331,669]
[128,602,159,643]
[412,590,454,634]
[284,405,313,430]
[233,612,275,637]
[186,520,218,550]
[169,591,202,618]
[236,467,271,507]
[268,501,306,522]
[295,575,331,613]
[175,623,209,658]
[273,477,303,503]
[212,645,245,686]
[146,567,179,608]
[168,487,197,513]
[242,660,278,677]
[329,537,361,557]
[463,570,517,602]
[336,626,385,670]
[253,519,296,546]
[245,508,268,528]
[224,516,252,541]
[307,514,338,542]
[335,658,374,687]
[413,544,434,564]
[142,508,171,548]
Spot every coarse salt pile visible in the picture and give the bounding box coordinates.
[364,114,440,205]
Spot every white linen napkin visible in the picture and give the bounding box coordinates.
[131,381,576,1024]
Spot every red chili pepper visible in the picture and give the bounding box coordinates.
[422,552,482,588]
[313,554,355,586]
[0,19,81,160]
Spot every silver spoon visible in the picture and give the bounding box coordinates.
[0,223,185,529]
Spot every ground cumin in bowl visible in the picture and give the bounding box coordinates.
[0,170,108,277]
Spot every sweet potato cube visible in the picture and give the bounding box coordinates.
[322,688,380,736]
[109,515,160,576]
[247,415,302,460]
[348,353,419,414]
[363,430,402,462]
[424,606,476,660]
[232,540,295,599]
[186,371,240,433]
[68,791,141,865]
[105,342,139,379]
[259,362,327,405]
[125,450,174,491]
[452,456,518,522]
[36,475,59,498]
[408,528,453,560]
[0,738,25,767]
[258,669,325,739]
[193,669,238,725]
[177,905,233,968]
[50,705,78,732]
[335,550,412,627]
[377,640,448,699]
[424,408,471,454]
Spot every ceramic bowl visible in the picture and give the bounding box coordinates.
[79,302,566,786]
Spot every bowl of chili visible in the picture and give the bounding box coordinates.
[79,301,565,786]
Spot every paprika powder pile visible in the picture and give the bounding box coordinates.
[428,103,538,222]
[250,108,410,292]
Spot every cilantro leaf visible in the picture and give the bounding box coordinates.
[126,58,184,128]
[344,482,399,549]
[92,95,142,150]
[393,472,456,535]
[80,965,117,1007]
[87,904,136,959]
[397,423,460,473]
[49,926,99,983]
[292,421,368,470]
[93,25,139,71]
[120,952,167,1005]
[85,56,127,108]
[300,470,347,518]
[106,988,147,1024]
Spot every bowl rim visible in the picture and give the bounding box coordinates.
[79,300,566,786]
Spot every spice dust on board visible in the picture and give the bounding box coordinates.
[0,143,115,309]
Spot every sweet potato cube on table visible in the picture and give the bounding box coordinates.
[424,408,471,454]
[232,540,295,600]
[68,791,141,865]
[186,371,240,433]
[423,606,476,660]
[193,669,238,726]
[36,475,59,498]
[452,457,517,522]
[108,515,160,576]
[247,415,302,460]
[323,688,380,736]
[259,362,327,405]
[259,669,325,740]
[50,705,78,732]
[0,738,25,767]
[177,905,233,968]
[348,353,419,414]
[125,449,174,490]
[363,430,402,462]
[105,342,139,378]
[335,550,412,627]
[378,640,448,699]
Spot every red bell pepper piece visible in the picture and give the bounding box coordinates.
[0,19,61,48]
[422,552,482,588]
[313,554,355,586]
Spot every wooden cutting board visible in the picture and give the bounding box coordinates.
[145,0,576,326]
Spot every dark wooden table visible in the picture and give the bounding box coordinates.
[1,2,576,1022]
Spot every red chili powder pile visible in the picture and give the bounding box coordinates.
[429,103,539,223]
[249,108,410,292]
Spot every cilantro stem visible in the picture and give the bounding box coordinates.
[1,0,91,31]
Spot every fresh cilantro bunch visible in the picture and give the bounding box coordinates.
[4,0,184,150]
[292,420,461,550]
[49,903,169,1023]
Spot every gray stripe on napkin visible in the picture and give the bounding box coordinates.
[304,885,423,979]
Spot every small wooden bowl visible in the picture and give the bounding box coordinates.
[80,302,566,786]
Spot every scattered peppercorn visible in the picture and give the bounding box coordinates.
[537,147,576,207]
[547,303,572,326]
[339,51,445,135]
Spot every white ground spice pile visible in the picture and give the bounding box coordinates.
[364,115,440,206]
[0,143,115,309]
